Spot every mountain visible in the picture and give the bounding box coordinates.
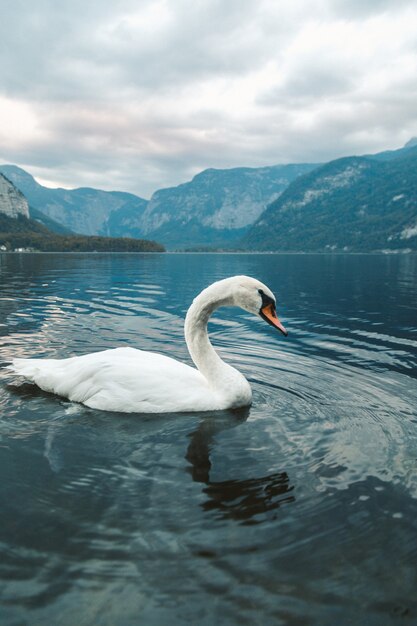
[0,170,73,235]
[29,206,74,234]
[3,138,416,252]
[0,173,164,252]
[138,164,318,249]
[0,165,148,237]
[0,173,74,241]
[0,163,317,249]
[404,137,417,149]
[365,137,417,162]
[0,173,30,218]
[242,145,417,252]
[0,209,165,252]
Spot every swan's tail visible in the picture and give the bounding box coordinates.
[7,355,102,404]
[7,358,59,393]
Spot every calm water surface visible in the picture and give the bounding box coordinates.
[0,252,417,625]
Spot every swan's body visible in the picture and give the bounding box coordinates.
[8,276,287,413]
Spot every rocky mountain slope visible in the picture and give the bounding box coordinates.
[0,174,74,242]
[0,174,30,218]
[0,165,148,237]
[243,144,417,252]
[139,164,317,248]
[28,206,74,234]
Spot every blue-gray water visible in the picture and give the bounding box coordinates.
[1,252,417,626]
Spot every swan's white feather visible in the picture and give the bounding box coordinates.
[9,347,225,413]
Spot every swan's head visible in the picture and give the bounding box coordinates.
[225,276,288,336]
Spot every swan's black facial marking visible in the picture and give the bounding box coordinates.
[258,289,276,313]
[258,288,288,336]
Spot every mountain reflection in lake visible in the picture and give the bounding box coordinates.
[0,252,417,626]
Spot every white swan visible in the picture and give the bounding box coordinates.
[8,276,287,413]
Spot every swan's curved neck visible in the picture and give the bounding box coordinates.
[184,285,234,386]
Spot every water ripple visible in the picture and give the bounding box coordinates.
[1,252,417,624]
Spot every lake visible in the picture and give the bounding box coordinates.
[0,252,417,625]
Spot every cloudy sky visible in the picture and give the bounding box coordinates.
[0,0,416,198]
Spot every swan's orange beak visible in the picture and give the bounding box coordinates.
[260,303,288,336]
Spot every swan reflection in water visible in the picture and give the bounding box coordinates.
[5,380,295,527]
[185,408,295,525]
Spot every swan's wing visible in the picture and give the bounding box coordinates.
[9,347,213,413]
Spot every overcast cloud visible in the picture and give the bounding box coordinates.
[0,0,416,197]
